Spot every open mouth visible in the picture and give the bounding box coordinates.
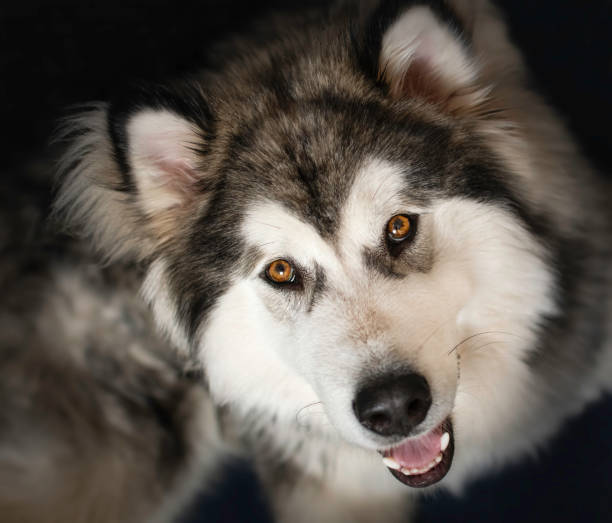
[380,419,454,488]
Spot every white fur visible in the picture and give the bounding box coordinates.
[142,259,191,353]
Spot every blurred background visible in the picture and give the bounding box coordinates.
[1,1,611,521]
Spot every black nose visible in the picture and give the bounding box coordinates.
[353,373,432,437]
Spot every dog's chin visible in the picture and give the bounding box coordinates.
[379,418,454,488]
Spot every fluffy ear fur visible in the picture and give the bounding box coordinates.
[54,86,213,261]
[376,3,489,113]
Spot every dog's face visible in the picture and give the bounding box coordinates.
[59,3,557,489]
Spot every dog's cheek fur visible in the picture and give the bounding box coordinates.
[199,281,321,425]
[430,199,558,490]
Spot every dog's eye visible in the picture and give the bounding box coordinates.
[386,214,414,242]
[385,214,418,256]
[266,259,295,284]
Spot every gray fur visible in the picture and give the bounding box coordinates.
[0,174,222,522]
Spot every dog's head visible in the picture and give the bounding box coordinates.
[56,2,557,489]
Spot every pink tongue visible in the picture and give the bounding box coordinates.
[386,430,441,468]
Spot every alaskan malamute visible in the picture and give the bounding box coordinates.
[2,1,611,521]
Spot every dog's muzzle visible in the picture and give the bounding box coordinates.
[353,372,454,488]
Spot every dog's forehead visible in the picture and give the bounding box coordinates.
[215,91,450,239]
[222,103,371,238]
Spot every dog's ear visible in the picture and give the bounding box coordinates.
[55,83,215,261]
[356,1,488,113]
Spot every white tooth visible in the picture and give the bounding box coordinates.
[440,432,450,452]
[435,454,443,464]
[410,468,419,474]
[382,457,401,470]
[401,467,412,476]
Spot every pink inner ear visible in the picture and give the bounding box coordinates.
[128,110,204,208]
[154,157,199,194]
[390,57,450,105]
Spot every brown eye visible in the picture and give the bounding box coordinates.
[266,259,295,284]
[386,214,412,242]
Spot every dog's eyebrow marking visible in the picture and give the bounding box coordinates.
[362,240,434,277]
[242,200,339,269]
[308,264,327,312]
[362,247,403,279]
[241,245,267,276]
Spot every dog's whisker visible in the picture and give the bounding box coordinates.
[295,401,324,426]
[414,316,454,353]
[470,340,511,352]
[252,241,275,250]
[372,177,393,201]
[447,332,493,355]
[251,221,282,230]
[448,331,524,355]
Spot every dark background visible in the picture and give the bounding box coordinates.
[2,1,611,522]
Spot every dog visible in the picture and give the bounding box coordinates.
[1,1,611,521]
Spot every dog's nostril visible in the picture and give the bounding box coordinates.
[353,372,432,437]
[407,398,425,415]
[367,412,391,430]
[369,412,388,424]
